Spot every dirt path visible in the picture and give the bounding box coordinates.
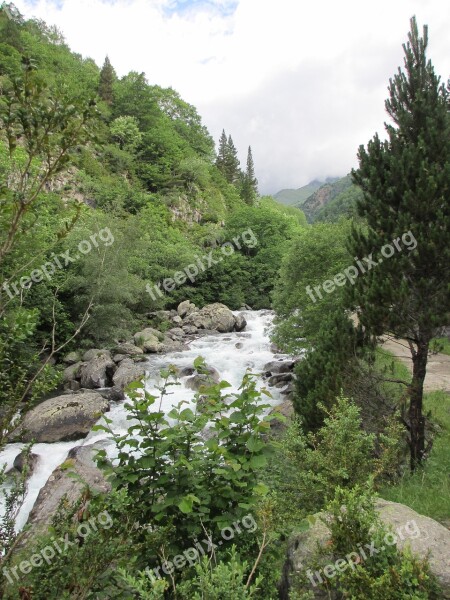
[381,337,450,393]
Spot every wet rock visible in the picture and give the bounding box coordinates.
[168,327,185,339]
[24,445,110,541]
[235,342,244,349]
[234,314,247,332]
[184,303,236,333]
[263,360,295,375]
[12,392,109,443]
[185,367,220,391]
[268,373,294,387]
[98,386,125,402]
[182,325,198,335]
[12,451,39,475]
[179,367,195,377]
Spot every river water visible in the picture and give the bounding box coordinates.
[1,310,289,531]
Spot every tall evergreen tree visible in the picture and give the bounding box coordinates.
[225,134,240,184]
[347,17,450,469]
[215,129,228,175]
[98,56,116,105]
[241,146,258,205]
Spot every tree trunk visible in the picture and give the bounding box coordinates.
[409,340,429,470]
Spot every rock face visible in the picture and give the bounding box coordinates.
[14,392,109,443]
[184,303,237,333]
[112,358,146,389]
[25,445,110,538]
[280,499,450,599]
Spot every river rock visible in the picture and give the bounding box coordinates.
[112,358,146,389]
[63,351,81,365]
[177,300,197,318]
[263,360,295,375]
[269,400,295,436]
[167,327,185,339]
[268,373,294,387]
[24,445,110,540]
[171,315,183,325]
[13,392,109,443]
[185,367,220,391]
[79,355,116,389]
[184,303,236,333]
[112,343,143,356]
[82,348,111,362]
[234,314,247,332]
[183,325,198,335]
[63,361,83,383]
[12,451,39,475]
[279,499,450,599]
[133,328,164,352]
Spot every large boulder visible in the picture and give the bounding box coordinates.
[62,351,81,365]
[79,355,116,389]
[13,392,109,443]
[24,445,110,541]
[184,303,236,333]
[269,400,295,436]
[112,358,146,389]
[133,328,164,353]
[177,300,197,318]
[263,360,296,375]
[112,343,144,356]
[82,348,111,362]
[280,499,450,599]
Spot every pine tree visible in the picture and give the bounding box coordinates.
[98,56,116,105]
[241,146,258,205]
[347,17,450,469]
[215,129,228,175]
[225,135,240,184]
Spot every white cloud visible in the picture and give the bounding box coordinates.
[14,0,450,193]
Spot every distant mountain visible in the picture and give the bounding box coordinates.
[299,175,362,222]
[274,179,332,206]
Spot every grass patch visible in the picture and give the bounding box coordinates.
[381,388,450,523]
[374,348,450,523]
[430,337,450,356]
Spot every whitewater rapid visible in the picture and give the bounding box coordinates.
[1,310,288,531]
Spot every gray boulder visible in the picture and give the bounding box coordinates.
[184,303,236,333]
[11,451,39,475]
[24,445,110,541]
[13,392,109,443]
[263,360,295,375]
[62,351,81,365]
[133,328,164,353]
[280,498,450,599]
[177,300,197,318]
[79,355,116,389]
[63,361,83,383]
[112,343,143,356]
[234,313,247,332]
[82,348,111,362]
[171,315,183,325]
[112,358,146,389]
[185,367,220,391]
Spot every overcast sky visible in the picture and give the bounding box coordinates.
[13,0,450,194]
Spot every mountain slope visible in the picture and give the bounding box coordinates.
[274,180,324,205]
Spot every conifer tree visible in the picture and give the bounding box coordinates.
[241,146,258,205]
[215,129,228,175]
[347,17,450,469]
[98,56,116,105]
[225,135,240,184]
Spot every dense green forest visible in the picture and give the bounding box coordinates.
[0,5,449,599]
